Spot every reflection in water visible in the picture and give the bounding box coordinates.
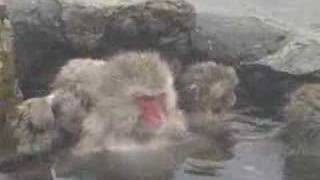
[175,140,285,180]
[54,134,230,180]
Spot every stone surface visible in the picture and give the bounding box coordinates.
[7,0,195,98]
[235,64,297,117]
[190,13,289,65]
[253,38,320,77]
[236,37,320,116]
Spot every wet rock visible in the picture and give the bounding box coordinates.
[59,0,195,56]
[7,0,195,98]
[7,0,73,98]
[238,38,320,117]
[190,13,289,65]
[280,83,320,156]
[235,64,297,117]
[183,157,223,176]
[254,38,320,77]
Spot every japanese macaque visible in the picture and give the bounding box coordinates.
[280,83,320,156]
[177,62,238,134]
[177,61,239,160]
[60,52,187,155]
[6,52,241,180]
[11,51,187,157]
[178,61,238,115]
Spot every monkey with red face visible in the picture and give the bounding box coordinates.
[12,51,187,156]
[58,52,187,155]
[9,51,239,180]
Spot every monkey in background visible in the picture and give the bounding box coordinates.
[178,61,238,115]
[178,61,238,129]
[280,83,320,156]
[176,61,239,159]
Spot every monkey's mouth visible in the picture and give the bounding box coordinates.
[142,108,167,129]
[136,95,168,129]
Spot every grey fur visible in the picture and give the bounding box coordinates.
[13,51,187,156]
[179,61,239,114]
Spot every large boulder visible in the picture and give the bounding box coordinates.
[7,0,195,98]
[235,64,297,117]
[253,38,320,77]
[190,13,289,65]
[236,37,320,117]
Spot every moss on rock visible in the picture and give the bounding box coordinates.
[0,19,16,123]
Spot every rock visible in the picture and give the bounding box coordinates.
[60,0,195,56]
[237,37,320,117]
[190,13,289,65]
[235,64,297,117]
[280,83,320,156]
[0,19,15,123]
[0,0,7,21]
[7,0,195,98]
[253,38,320,77]
[7,0,77,98]
[183,157,223,176]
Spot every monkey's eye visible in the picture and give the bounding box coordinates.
[136,95,154,101]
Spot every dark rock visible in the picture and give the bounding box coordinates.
[60,0,195,56]
[237,37,320,117]
[8,0,195,98]
[0,0,7,21]
[235,64,297,117]
[190,13,289,65]
[7,0,74,98]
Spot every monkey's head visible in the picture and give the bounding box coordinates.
[179,61,238,113]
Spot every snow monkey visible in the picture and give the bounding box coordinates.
[63,52,187,154]
[12,51,187,157]
[178,61,239,115]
